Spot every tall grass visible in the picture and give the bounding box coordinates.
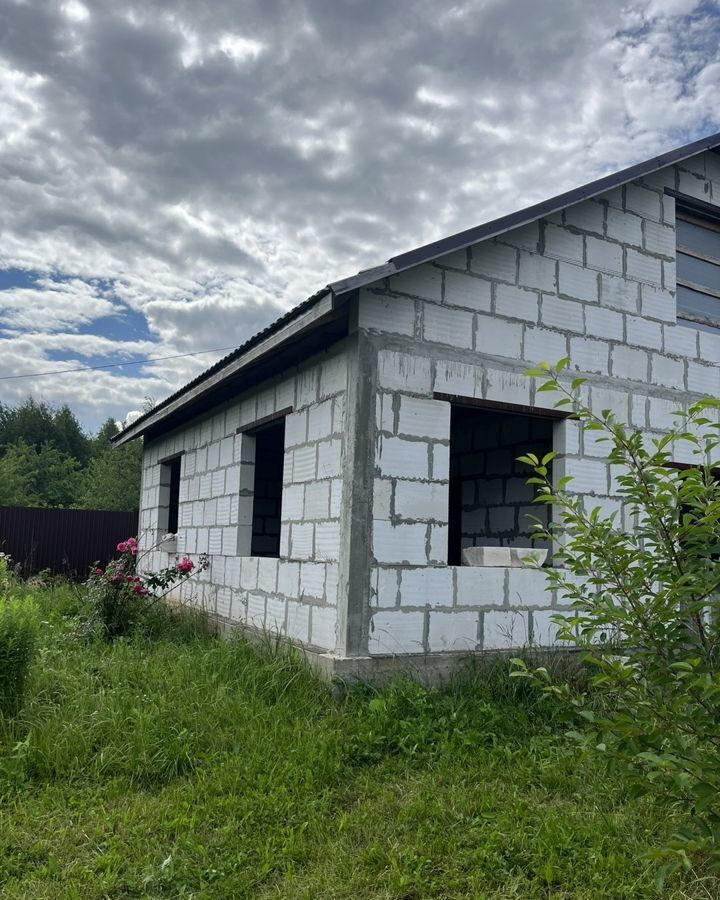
[2,588,328,788]
[0,561,40,717]
[0,583,716,898]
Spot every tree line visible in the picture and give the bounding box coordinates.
[0,398,141,511]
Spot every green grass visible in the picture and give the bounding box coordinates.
[0,583,717,899]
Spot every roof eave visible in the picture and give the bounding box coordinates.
[112,288,335,445]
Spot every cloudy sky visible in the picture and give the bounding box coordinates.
[0,0,719,432]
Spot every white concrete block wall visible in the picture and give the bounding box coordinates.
[373,394,450,568]
[359,149,720,658]
[368,562,570,653]
[366,348,575,655]
[139,148,720,664]
[137,346,348,653]
[361,158,720,394]
[282,374,345,621]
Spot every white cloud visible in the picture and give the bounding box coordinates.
[644,0,702,18]
[416,86,459,109]
[0,279,117,332]
[216,33,264,63]
[62,1,90,23]
[0,0,718,431]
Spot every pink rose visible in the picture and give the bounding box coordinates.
[94,568,104,576]
[117,542,127,552]
[176,556,194,575]
[111,575,121,584]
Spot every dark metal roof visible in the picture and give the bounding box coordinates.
[114,130,720,444]
[330,130,720,293]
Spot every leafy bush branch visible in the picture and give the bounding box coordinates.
[514,357,720,883]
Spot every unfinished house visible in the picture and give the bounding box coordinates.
[114,132,720,680]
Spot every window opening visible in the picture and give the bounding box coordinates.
[447,405,553,565]
[676,205,720,331]
[160,456,181,536]
[250,419,285,558]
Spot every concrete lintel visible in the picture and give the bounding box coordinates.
[363,330,694,406]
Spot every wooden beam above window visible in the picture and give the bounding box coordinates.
[236,406,294,435]
[433,393,569,420]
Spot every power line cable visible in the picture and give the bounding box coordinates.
[0,346,236,381]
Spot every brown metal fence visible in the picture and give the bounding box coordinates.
[0,506,138,579]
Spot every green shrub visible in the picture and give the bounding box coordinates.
[516,358,720,882]
[0,553,14,595]
[0,595,40,717]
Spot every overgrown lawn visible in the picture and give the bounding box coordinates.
[0,585,716,898]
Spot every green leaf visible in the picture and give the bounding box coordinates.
[653,862,676,892]
[509,657,528,670]
[517,454,539,466]
[692,782,716,802]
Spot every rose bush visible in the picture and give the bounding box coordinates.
[85,536,208,639]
